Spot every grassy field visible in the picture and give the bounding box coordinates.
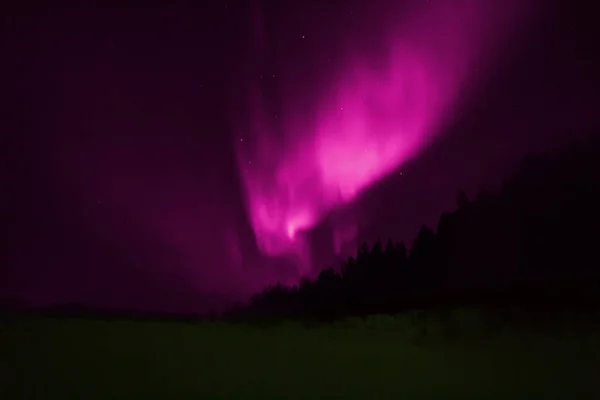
[2,310,600,399]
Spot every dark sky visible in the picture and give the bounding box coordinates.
[2,1,599,313]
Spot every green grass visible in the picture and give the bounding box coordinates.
[2,310,600,399]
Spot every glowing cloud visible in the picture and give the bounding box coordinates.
[237,1,530,273]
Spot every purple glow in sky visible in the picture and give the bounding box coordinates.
[13,0,600,313]
[237,0,529,274]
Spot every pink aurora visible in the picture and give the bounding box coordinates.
[237,0,532,274]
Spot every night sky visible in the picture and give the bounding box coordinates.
[2,1,599,313]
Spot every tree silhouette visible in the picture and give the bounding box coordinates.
[226,136,600,322]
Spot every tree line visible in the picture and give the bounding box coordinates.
[225,135,600,322]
